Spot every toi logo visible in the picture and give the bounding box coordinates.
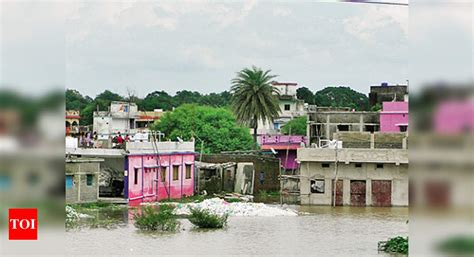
[8,208,38,240]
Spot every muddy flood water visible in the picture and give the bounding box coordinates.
[66,204,408,256]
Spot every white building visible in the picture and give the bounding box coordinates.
[93,101,164,140]
[257,82,306,135]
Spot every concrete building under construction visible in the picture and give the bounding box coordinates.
[306,105,380,145]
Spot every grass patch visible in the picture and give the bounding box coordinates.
[437,235,474,255]
[159,195,212,203]
[378,236,408,255]
[71,201,114,209]
[134,205,179,231]
[225,198,243,203]
[188,208,228,229]
[257,190,280,197]
[70,201,127,212]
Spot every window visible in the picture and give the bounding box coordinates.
[376,163,384,169]
[337,125,349,131]
[86,174,93,186]
[173,166,179,181]
[310,180,325,193]
[365,125,377,133]
[399,125,408,132]
[160,167,166,182]
[355,163,362,168]
[134,168,138,185]
[185,164,192,179]
[66,175,73,189]
[321,163,330,168]
[284,104,290,111]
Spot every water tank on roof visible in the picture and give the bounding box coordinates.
[381,82,389,87]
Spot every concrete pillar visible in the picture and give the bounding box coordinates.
[343,179,351,205]
[326,115,330,140]
[359,114,364,132]
[326,178,332,205]
[366,178,372,206]
[306,122,310,145]
[370,133,375,149]
[402,137,407,149]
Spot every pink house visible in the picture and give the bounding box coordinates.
[380,101,409,133]
[259,135,307,171]
[433,99,474,134]
[125,141,195,205]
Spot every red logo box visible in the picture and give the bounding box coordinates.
[8,208,38,240]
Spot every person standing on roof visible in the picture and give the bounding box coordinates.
[116,132,124,144]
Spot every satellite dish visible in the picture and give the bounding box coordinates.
[176,137,184,143]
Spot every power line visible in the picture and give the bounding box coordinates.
[342,0,409,6]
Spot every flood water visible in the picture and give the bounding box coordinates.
[66,205,408,256]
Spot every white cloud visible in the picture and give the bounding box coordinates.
[343,5,408,43]
[117,2,177,30]
[273,7,292,17]
[181,45,222,69]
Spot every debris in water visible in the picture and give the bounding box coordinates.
[144,198,298,217]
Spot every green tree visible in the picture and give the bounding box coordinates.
[66,89,92,111]
[314,86,369,111]
[173,90,202,106]
[152,104,253,153]
[281,116,307,135]
[230,66,280,149]
[370,103,382,111]
[94,90,124,109]
[80,90,125,125]
[140,91,174,111]
[199,91,231,107]
[296,87,314,104]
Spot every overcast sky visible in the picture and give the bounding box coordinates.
[1,1,470,98]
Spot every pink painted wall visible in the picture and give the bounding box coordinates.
[127,153,194,205]
[277,150,298,170]
[434,100,474,134]
[259,135,307,145]
[258,135,306,170]
[380,101,409,132]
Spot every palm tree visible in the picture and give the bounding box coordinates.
[230,66,281,149]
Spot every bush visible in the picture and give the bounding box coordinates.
[378,236,408,255]
[134,205,179,231]
[188,208,228,229]
[437,235,474,255]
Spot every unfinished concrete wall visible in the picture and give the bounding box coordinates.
[307,111,380,142]
[374,132,406,149]
[369,85,408,106]
[334,132,372,148]
[332,132,407,149]
[201,154,280,193]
